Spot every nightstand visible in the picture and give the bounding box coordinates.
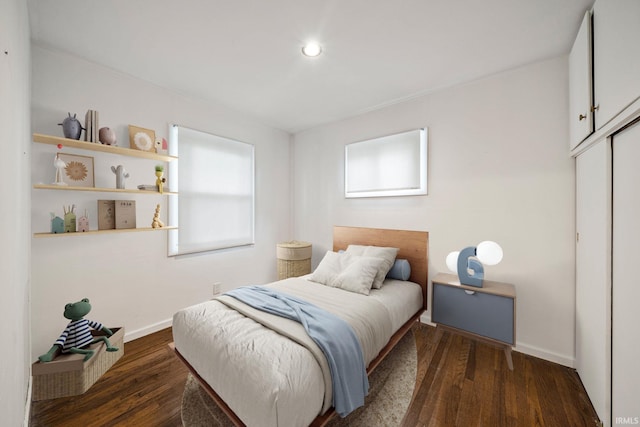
[431,273,516,370]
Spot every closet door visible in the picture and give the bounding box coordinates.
[612,122,640,423]
[575,140,611,426]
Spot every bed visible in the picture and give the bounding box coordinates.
[171,226,429,426]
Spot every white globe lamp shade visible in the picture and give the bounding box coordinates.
[446,251,460,273]
[302,42,322,57]
[476,241,503,266]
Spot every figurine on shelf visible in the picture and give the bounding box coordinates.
[53,153,68,186]
[154,137,168,155]
[155,165,165,194]
[58,112,84,140]
[50,213,64,234]
[151,204,165,228]
[111,165,130,189]
[63,205,76,233]
[98,127,117,145]
[77,209,89,232]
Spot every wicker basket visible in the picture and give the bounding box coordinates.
[277,241,312,279]
[31,327,125,401]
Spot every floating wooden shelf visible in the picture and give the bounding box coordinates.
[33,184,177,195]
[33,226,178,238]
[33,133,177,238]
[33,133,178,162]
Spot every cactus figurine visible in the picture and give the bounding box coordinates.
[111,165,130,189]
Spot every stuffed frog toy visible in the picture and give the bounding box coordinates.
[38,298,119,362]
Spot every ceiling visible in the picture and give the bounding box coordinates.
[27,0,594,134]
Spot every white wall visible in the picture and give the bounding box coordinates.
[0,0,31,423]
[292,57,576,366]
[30,45,292,359]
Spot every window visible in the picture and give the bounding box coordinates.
[345,128,427,198]
[168,125,255,255]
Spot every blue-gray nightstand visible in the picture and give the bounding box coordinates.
[431,273,516,370]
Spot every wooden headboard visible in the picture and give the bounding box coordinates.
[332,226,429,309]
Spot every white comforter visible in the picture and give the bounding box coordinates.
[172,276,422,427]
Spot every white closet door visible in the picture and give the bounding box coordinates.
[612,121,640,423]
[576,141,611,426]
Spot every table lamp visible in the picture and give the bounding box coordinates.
[446,241,503,287]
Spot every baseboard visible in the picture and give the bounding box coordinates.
[419,311,435,326]
[124,318,173,343]
[23,375,32,427]
[418,312,575,368]
[514,342,575,368]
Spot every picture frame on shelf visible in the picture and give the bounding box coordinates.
[128,125,156,152]
[58,153,94,188]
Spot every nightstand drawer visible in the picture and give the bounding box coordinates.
[432,283,514,345]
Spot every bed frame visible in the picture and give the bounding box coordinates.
[171,226,429,427]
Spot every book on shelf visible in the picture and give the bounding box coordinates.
[115,200,136,229]
[84,109,100,142]
[85,110,92,142]
[93,110,99,143]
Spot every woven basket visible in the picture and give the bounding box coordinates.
[32,327,125,401]
[277,241,312,279]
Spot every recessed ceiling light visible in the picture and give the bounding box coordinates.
[302,42,322,57]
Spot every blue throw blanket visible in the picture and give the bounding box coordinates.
[224,285,369,417]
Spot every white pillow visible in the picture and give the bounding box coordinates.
[331,256,380,295]
[309,251,345,285]
[345,245,399,289]
[309,251,381,295]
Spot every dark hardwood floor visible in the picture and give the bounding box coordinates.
[30,323,600,427]
[30,328,187,427]
[403,324,599,427]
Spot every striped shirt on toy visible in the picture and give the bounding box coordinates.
[55,319,103,353]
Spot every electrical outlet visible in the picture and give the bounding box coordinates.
[212,282,222,296]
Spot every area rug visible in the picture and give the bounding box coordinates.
[181,329,417,427]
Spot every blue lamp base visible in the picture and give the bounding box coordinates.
[457,246,484,287]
